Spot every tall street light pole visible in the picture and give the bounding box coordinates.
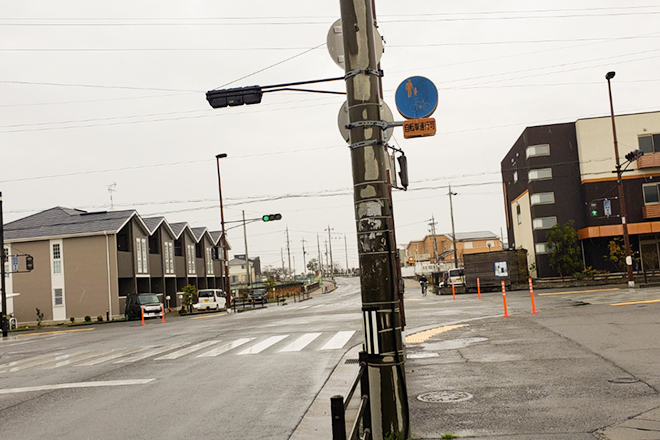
[605,71,635,288]
[215,154,231,307]
[340,0,409,437]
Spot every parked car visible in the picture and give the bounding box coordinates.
[125,293,163,320]
[249,288,268,303]
[194,289,227,312]
[442,268,465,287]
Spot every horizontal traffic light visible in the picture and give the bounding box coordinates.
[262,214,282,222]
[625,149,644,162]
[206,86,263,108]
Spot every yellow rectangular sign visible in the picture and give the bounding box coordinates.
[403,118,436,139]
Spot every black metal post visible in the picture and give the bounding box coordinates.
[0,192,7,338]
[331,395,348,440]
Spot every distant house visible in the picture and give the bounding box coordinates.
[405,231,502,268]
[3,207,228,324]
[228,256,258,287]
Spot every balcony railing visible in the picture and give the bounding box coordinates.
[637,153,660,170]
[642,204,660,219]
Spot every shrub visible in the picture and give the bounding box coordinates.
[36,308,44,327]
[97,315,103,322]
[70,317,75,323]
[84,315,92,323]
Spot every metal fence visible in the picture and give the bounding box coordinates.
[331,351,371,440]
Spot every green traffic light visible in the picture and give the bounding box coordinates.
[262,214,282,222]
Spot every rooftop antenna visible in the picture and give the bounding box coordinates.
[107,183,117,210]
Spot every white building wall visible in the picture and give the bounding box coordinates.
[577,111,660,181]
[511,191,537,278]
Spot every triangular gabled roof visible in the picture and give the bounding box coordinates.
[209,231,232,251]
[4,207,140,242]
[143,216,176,238]
[191,227,210,242]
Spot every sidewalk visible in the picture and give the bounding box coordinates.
[292,297,660,439]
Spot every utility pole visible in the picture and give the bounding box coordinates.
[242,210,251,290]
[281,248,286,278]
[301,238,308,279]
[324,240,329,277]
[317,233,322,277]
[326,225,335,284]
[286,226,292,281]
[429,215,439,271]
[344,233,350,275]
[340,0,409,437]
[216,154,231,307]
[448,183,459,268]
[1,192,8,338]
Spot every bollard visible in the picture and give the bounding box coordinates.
[501,280,509,317]
[451,280,456,300]
[477,277,481,299]
[140,305,145,326]
[161,304,166,323]
[528,278,538,314]
[330,395,347,440]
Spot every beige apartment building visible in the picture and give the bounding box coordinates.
[3,207,228,325]
[406,231,502,267]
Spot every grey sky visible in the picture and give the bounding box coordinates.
[2,1,660,271]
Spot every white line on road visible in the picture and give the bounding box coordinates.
[197,338,254,357]
[76,347,155,366]
[321,331,356,350]
[114,343,188,363]
[280,333,322,352]
[0,379,155,395]
[155,341,221,360]
[238,335,289,355]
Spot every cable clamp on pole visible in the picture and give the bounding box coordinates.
[345,120,390,130]
[349,140,383,150]
[344,69,384,80]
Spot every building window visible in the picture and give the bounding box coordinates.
[516,204,522,225]
[531,192,555,205]
[643,183,660,204]
[164,241,175,274]
[117,231,130,252]
[533,217,557,230]
[526,144,550,159]
[206,247,214,275]
[52,243,62,274]
[54,288,64,306]
[174,239,183,257]
[3,247,9,278]
[528,168,552,181]
[187,244,196,274]
[464,242,473,249]
[136,238,148,274]
[149,234,160,255]
[535,243,550,254]
[639,134,660,154]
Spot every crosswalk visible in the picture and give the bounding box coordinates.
[0,331,357,374]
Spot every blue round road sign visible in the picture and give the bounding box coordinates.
[395,76,438,119]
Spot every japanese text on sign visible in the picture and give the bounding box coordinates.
[403,118,436,139]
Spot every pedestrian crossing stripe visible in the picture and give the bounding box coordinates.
[0,331,359,373]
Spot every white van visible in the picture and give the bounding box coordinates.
[443,268,465,287]
[194,289,227,312]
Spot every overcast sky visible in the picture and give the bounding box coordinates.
[2,1,659,272]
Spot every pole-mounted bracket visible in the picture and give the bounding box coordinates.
[349,140,384,150]
[345,120,404,130]
[344,69,384,80]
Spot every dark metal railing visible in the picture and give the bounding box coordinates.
[231,296,266,313]
[331,351,371,440]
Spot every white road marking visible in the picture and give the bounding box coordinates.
[311,305,326,309]
[10,352,85,373]
[0,379,155,395]
[197,338,254,357]
[115,343,188,363]
[0,352,63,373]
[321,331,356,350]
[280,333,322,352]
[238,335,288,355]
[40,350,117,369]
[155,341,221,360]
[76,347,155,366]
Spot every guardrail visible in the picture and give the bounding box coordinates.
[231,297,267,313]
[331,351,371,440]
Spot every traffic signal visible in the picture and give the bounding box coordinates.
[262,214,282,222]
[590,201,598,217]
[26,255,34,271]
[397,154,409,190]
[206,86,263,108]
[625,149,644,162]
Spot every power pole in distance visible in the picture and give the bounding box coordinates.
[326,225,335,284]
[301,238,307,279]
[340,0,409,437]
[286,226,292,281]
[448,184,458,268]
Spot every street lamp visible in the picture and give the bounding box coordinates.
[216,153,232,306]
[605,71,635,288]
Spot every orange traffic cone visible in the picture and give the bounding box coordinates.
[529,278,538,314]
[161,304,166,323]
[140,306,145,326]
[501,280,509,317]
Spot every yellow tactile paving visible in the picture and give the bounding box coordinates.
[405,324,468,344]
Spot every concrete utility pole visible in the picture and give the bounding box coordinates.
[606,71,635,288]
[1,192,8,338]
[242,210,251,289]
[281,248,285,276]
[301,238,307,278]
[449,183,459,268]
[339,0,409,437]
[326,225,335,283]
[286,226,292,281]
[345,233,350,275]
[317,233,322,277]
[429,215,439,270]
[215,154,231,306]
